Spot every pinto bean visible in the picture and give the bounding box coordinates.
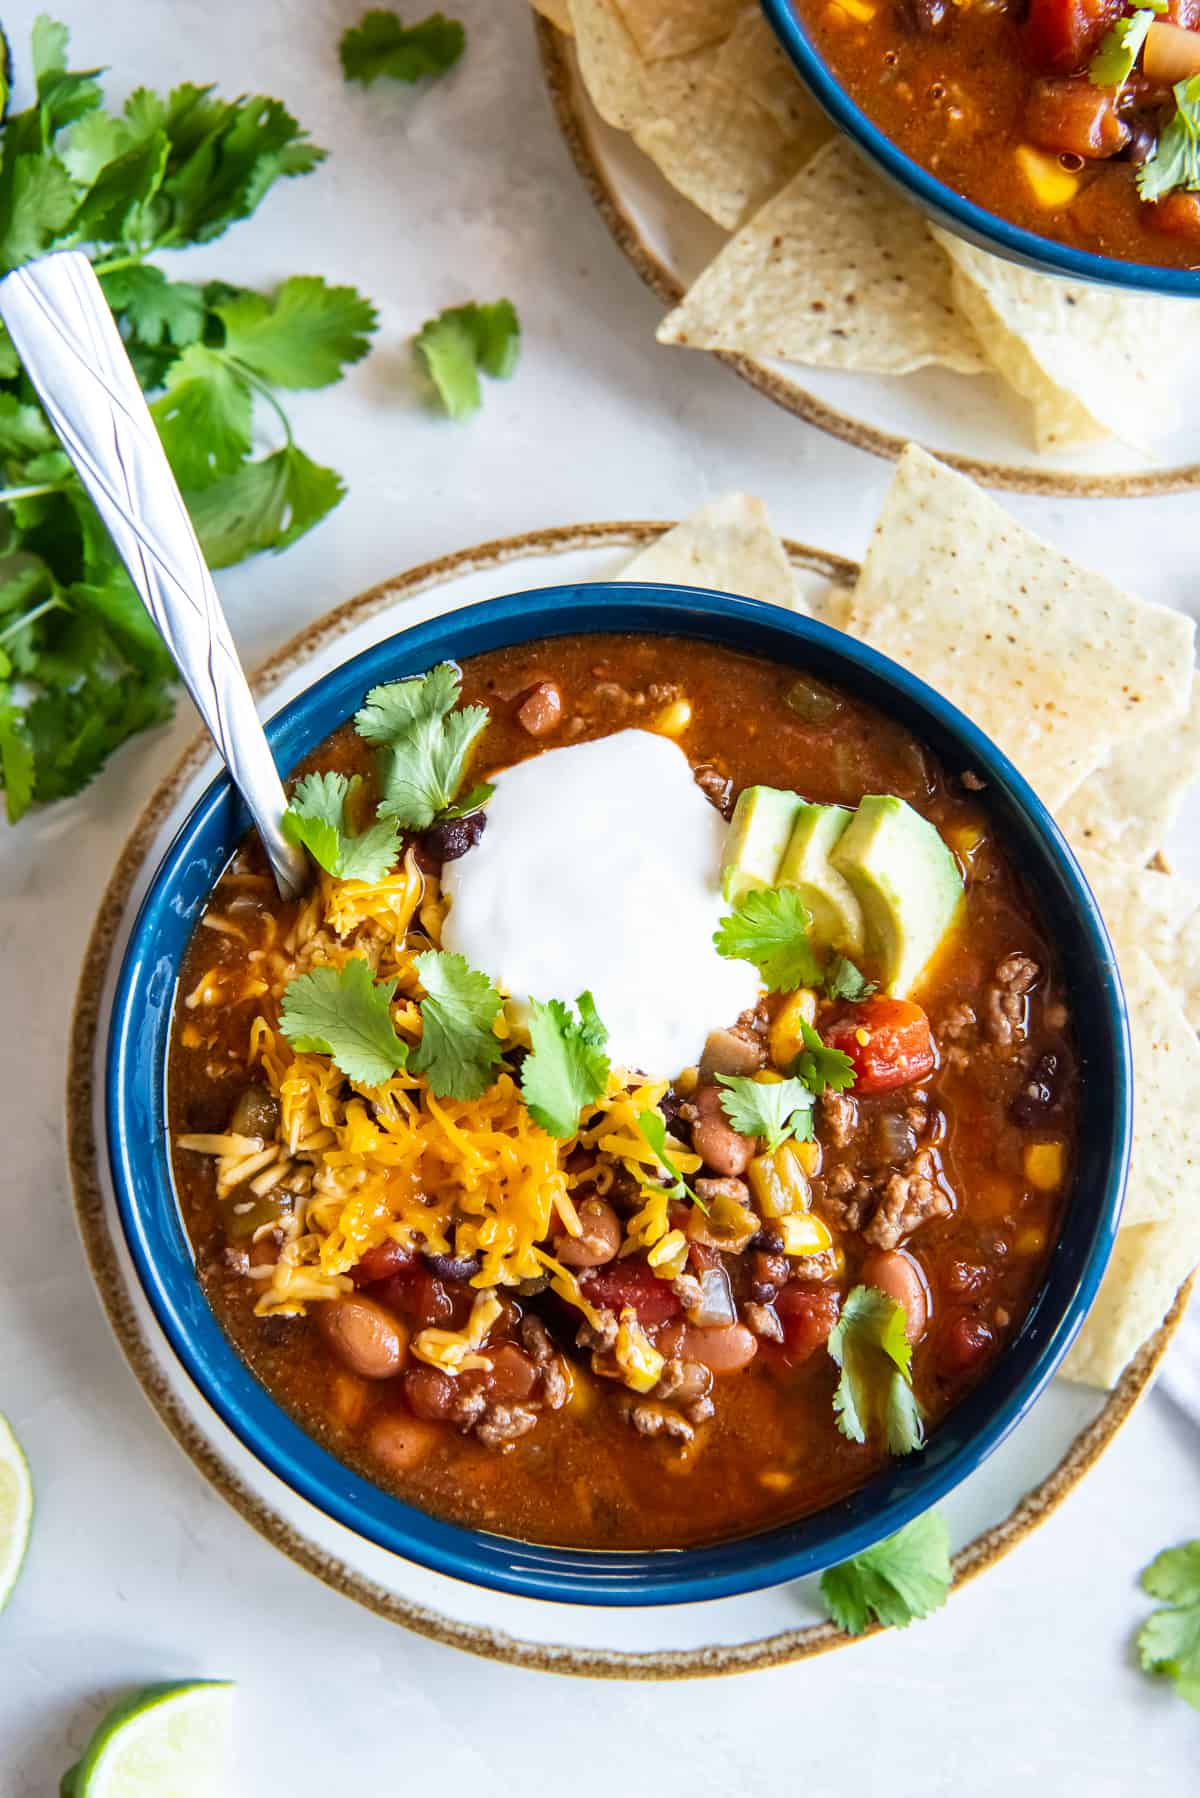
[317,1296,408,1380]
[657,1320,758,1374]
[689,1083,756,1177]
[404,1364,457,1421]
[861,1249,929,1342]
[517,681,563,737]
[368,1412,438,1473]
[554,1197,622,1267]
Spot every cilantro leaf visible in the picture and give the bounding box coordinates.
[279,959,409,1087]
[792,1020,856,1096]
[281,771,401,883]
[410,949,504,1100]
[713,887,822,992]
[715,1073,814,1152]
[1138,74,1200,201]
[0,700,34,823]
[635,1108,706,1210]
[414,301,521,419]
[355,663,490,829]
[216,277,378,389]
[823,955,877,1002]
[151,345,253,489]
[820,1512,952,1636]
[0,153,78,271]
[521,990,610,1137]
[157,93,326,246]
[100,265,206,349]
[340,10,466,86]
[1089,7,1156,88]
[186,446,345,569]
[828,1284,925,1455]
[1137,1541,1200,1710]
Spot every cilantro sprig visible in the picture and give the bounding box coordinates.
[1138,74,1200,201]
[521,991,610,1138]
[1089,0,1163,89]
[340,10,466,86]
[0,18,378,822]
[792,1020,856,1096]
[414,300,521,419]
[280,959,408,1088]
[355,662,491,829]
[1137,1540,1200,1710]
[636,1108,707,1212]
[713,886,823,992]
[820,1512,952,1636]
[828,1284,925,1456]
[281,771,401,883]
[409,949,504,1100]
[715,1073,815,1152]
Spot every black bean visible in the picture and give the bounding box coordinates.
[423,1251,481,1283]
[658,1088,685,1132]
[420,809,487,865]
[1011,1052,1061,1126]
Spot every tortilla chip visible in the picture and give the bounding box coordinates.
[931,227,1180,452]
[1060,1214,1198,1390]
[1119,947,1200,1225]
[1078,854,1200,1031]
[623,494,798,608]
[570,0,812,227]
[657,144,986,375]
[712,8,834,142]
[1059,685,1200,868]
[614,0,742,60]
[810,584,855,631]
[843,448,1196,809]
[530,0,573,30]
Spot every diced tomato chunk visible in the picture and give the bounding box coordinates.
[582,1260,682,1327]
[1147,191,1200,240]
[823,997,935,1095]
[1024,0,1124,72]
[774,1281,841,1364]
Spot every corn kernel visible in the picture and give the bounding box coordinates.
[652,698,692,738]
[747,1143,813,1219]
[779,1212,834,1256]
[758,1469,793,1493]
[564,1362,593,1414]
[1015,144,1080,208]
[1024,1141,1065,1191]
[676,1064,699,1098]
[615,1307,665,1393]
[795,1138,821,1178]
[769,989,819,1070]
[947,822,986,860]
[832,0,875,17]
[1015,1225,1047,1258]
[647,1228,688,1277]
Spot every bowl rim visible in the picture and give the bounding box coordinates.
[760,0,1200,299]
[105,582,1131,1607]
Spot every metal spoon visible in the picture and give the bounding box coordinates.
[0,250,308,900]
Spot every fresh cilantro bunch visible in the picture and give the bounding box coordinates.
[340,10,466,87]
[820,1511,952,1635]
[1137,1540,1200,1709]
[828,1284,925,1456]
[354,662,492,829]
[0,17,377,822]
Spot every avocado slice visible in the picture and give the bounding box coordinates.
[831,795,964,997]
[777,803,865,957]
[721,785,802,904]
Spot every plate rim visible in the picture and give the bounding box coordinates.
[532,15,1200,503]
[64,519,1191,1678]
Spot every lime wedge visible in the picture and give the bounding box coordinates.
[64,1682,234,1798]
[0,1410,33,1613]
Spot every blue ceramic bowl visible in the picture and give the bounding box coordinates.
[761,0,1200,298]
[107,584,1130,1606]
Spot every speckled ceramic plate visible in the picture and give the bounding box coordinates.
[534,18,1200,501]
[67,523,1190,1676]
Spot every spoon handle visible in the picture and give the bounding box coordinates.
[0,251,308,900]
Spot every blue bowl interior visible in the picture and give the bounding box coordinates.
[760,0,1200,298]
[107,584,1130,1606]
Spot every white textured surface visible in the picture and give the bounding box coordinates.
[1,0,1199,1791]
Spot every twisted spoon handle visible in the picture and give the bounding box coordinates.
[0,250,308,899]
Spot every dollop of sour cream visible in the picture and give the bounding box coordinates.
[440,729,760,1079]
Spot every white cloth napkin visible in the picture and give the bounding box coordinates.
[1158,1288,1200,1427]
